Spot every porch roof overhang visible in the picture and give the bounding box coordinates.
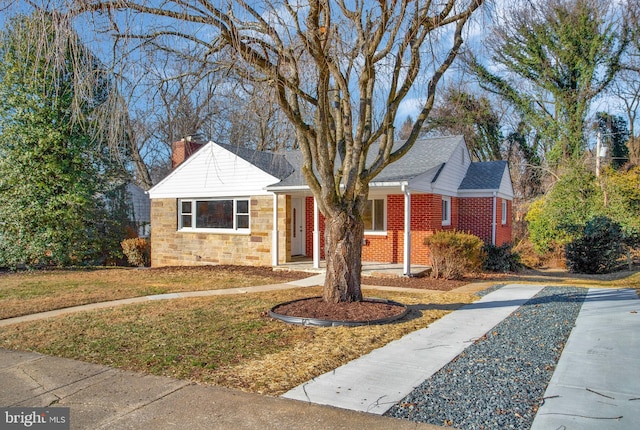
[268,180,415,276]
[265,184,312,196]
[265,180,422,195]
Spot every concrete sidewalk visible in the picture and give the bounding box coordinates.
[0,280,318,328]
[0,349,444,430]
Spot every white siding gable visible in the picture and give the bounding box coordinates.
[148,142,279,199]
[430,143,471,196]
[498,168,515,199]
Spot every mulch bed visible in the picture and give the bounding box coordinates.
[361,273,506,291]
[148,264,313,282]
[272,297,406,321]
[269,272,512,323]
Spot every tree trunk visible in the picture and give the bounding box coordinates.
[323,210,364,303]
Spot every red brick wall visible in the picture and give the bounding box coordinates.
[304,194,454,265]
[361,194,467,265]
[302,193,512,265]
[458,197,513,245]
[459,197,493,243]
[305,197,326,258]
[495,198,513,246]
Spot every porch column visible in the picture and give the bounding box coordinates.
[313,197,320,269]
[491,192,497,245]
[402,183,411,276]
[272,193,279,266]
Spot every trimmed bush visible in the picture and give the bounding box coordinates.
[121,238,150,267]
[482,243,522,273]
[425,231,484,280]
[565,216,624,274]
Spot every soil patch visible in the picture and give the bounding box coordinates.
[272,296,406,322]
[147,264,312,282]
[363,274,472,291]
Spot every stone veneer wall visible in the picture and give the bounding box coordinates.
[150,195,289,267]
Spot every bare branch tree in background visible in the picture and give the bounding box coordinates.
[207,78,298,151]
[610,72,640,164]
[617,0,640,163]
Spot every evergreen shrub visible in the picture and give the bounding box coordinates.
[565,216,624,274]
[482,243,522,272]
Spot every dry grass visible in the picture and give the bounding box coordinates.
[0,266,310,319]
[214,288,474,395]
[0,286,476,396]
[1,266,638,396]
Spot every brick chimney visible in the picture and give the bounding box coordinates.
[171,136,204,168]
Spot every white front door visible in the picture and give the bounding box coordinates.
[291,198,305,256]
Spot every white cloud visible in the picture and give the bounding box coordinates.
[395,97,425,125]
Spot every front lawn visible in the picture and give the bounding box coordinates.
[1,265,637,396]
[0,266,311,319]
[0,286,477,395]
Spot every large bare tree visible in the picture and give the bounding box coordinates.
[75,0,484,303]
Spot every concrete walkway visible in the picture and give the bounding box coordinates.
[283,284,546,414]
[0,278,322,328]
[0,272,437,328]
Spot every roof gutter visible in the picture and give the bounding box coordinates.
[266,181,411,193]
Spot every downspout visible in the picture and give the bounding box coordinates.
[402,183,411,276]
[313,197,320,269]
[272,193,279,266]
[491,192,497,246]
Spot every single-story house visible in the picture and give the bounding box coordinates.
[148,135,514,275]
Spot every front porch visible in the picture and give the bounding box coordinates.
[274,258,431,278]
[272,190,419,275]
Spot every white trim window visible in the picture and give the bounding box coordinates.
[442,196,451,226]
[179,198,250,232]
[363,198,386,233]
[501,200,508,225]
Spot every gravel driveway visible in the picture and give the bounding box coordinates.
[385,286,587,429]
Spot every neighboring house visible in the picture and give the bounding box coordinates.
[148,135,514,274]
[126,183,151,238]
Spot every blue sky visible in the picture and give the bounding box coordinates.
[0,0,635,148]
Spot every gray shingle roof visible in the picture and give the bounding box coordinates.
[270,135,465,188]
[371,135,463,183]
[273,151,305,187]
[218,136,507,193]
[459,160,508,190]
[217,142,294,180]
